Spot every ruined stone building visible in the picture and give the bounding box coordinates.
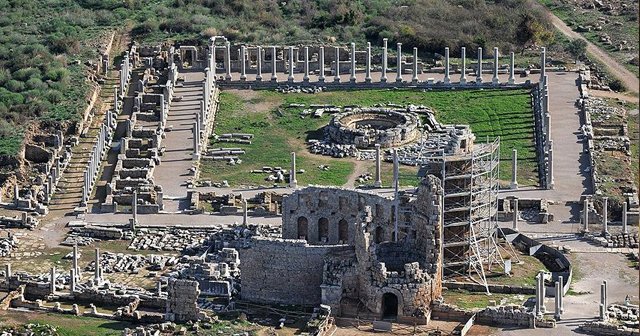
[240,176,443,323]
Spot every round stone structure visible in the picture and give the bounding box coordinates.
[327,108,421,148]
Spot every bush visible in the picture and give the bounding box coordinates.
[608,79,626,92]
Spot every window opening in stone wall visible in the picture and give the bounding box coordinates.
[338,219,348,242]
[382,292,399,319]
[318,217,329,242]
[375,226,384,243]
[297,216,308,240]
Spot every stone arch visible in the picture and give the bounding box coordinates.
[297,216,308,240]
[338,219,348,242]
[377,288,404,320]
[318,217,329,242]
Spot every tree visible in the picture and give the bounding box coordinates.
[515,14,554,54]
[566,38,587,62]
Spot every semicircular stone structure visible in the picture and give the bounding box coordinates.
[327,108,422,148]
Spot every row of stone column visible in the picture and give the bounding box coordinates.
[535,271,565,319]
[81,124,111,206]
[219,41,532,85]
[42,139,65,204]
[119,54,132,97]
[582,197,629,234]
[537,49,554,190]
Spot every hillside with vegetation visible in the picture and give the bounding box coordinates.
[0,0,557,157]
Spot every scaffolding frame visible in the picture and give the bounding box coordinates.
[416,137,506,294]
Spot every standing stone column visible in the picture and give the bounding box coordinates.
[288,46,295,82]
[318,47,325,82]
[492,47,499,85]
[540,47,546,83]
[460,47,467,85]
[132,190,138,227]
[535,273,542,316]
[381,38,388,83]
[271,46,278,82]
[193,122,200,160]
[583,198,590,232]
[600,283,606,316]
[623,201,628,233]
[554,281,562,320]
[540,272,547,313]
[412,47,419,84]
[50,267,56,294]
[509,52,516,84]
[242,198,248,225]
[289,152,297,188]
[603,280,608,308]
[303,46,310,83]
[365,42,372,83]
[13,183,19,207]
[559,275,564,313]
[94,248,101,284]
[548,139,555,189]
[511,148,518,189]
[157,280,163,296]
[256,46,263,81]
[512,197,519,231]
[374,144,382,188]
[225,41,232,81]
[72,244,79,280]
[444,47,450,84]
[333,46,340,82]
[70,269,76,292]
[239,45,246,81]
[602,197,609,235]
[476,47,483,84]
[5,264,10,283]
[350,42,356,83]
[396,43,403,83]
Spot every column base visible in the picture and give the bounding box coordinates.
[476,78,483,85]
[374,181,382,188]
[508,78,515,84]
[380,77,387,83]
[511,182,518,190]
[365,77,372,83]
[492,78,500,85]
[303,76,310,83]
[225,75,232,81]
[271,77,278,82]
[289,181,297,189]
[318,77,325,83]
[350,77,356,83]
[334,78,341,83]
[444,78,450,85]
[256,76,262,82]
[192,153,200,160]
[396,77,403,83]
[460,78,467,85]
[287,77,294,83]
[412,78,419,84]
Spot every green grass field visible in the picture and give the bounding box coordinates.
[200,88,536,188]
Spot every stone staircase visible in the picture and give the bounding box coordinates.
[48,76,118,214]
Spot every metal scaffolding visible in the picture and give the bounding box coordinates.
[417,137,506,293]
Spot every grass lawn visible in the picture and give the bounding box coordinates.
[442,289,526,310]
[200,88,536,188]
[0,312,133,336]
[484,254,546,287]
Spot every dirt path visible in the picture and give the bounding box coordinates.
[531,1,639,94]
[589,89,640,104]
[343,159,369,188]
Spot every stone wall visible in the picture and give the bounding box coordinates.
[239,237,351,306]
[282,186,394,245]
[166,278,202,323]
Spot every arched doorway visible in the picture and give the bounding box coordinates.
[297,216,308,240]
[318,217,329,242]
[375,226,384,244]
[338,219,348,242]
[382,293,399,320]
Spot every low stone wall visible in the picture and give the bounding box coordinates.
[432,302,534,328]
[443,281,534,295]
[579,321,640,336]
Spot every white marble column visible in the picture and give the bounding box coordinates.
[509,52,516,84]
[318,47,325,82]
[50,267,56,294]
[396,43,402,83]
[225,41,232,81]
[271,46,277,82]
[288,46,295,82]
[381,38,388,83]
[623,201,628,233]
[412,47,419,84]
[365,42,372,83]
[492,47,499,85]
[289,152,297,188]
[540,46,546,83]
[511,148,518,189]
[240,45,247,80]
[559,275,564,313]
[350,42,356,83]
[333,46,340,82]
[554,281,562,320]
[602,197,608,235]
[242,198,248,225]
[460,47,467,85]
[512,197,519,231]
[193,122,200,160]
[444,47,450,84]
[548,139,555,189]
[256,46,263,81]
[476,47,483,84]
[94,248,101,283]
[303,46,310,82]
[374,144,382,188]
[583,198,590,232]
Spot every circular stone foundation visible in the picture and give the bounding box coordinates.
[327,108,421,148]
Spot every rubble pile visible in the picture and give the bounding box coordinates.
[86,252,179,274]
[0,236,18,257]
[308,140,358,158]
[275,85,324,94]
[585,232,639,248]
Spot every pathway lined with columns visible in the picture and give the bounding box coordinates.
[152,70,205,211]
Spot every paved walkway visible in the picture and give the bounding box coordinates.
[153,70,204,210]
[499,71,591,225]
